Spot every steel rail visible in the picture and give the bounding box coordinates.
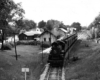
[44,67,62,80]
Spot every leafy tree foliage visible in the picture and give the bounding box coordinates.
[89,13,100,29]
[22,19,36,30]
[71,22,82,31]
[88,13,100,38]
[11,19,36,32]
[46,20,61,31]
[46,20,54,31]
[38,20,46,29]
[0,0,25,50]
[59,22,67,30]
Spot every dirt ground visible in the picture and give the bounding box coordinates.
[0,45,48,80]
[65,40,100,80]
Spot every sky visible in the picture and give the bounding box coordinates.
[14,0,100,27]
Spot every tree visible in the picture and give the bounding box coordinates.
[9,4,25,60]
[88,13,100,38]
[0,0,25,50]
[11,19,36,31]
[38,20,46,29]
[71,22,82,31]
[23,19,36,30]
[0,0,25,61]
[46,19,61,31]
[89,13,100,29]
[59,22,67,30]
[29,20,36,29]
[46,20,54,31]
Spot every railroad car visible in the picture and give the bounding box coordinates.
[47,33,77,67]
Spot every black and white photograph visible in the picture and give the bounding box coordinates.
[0,0,100,80]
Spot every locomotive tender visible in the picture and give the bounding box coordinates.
[48,33,77,67]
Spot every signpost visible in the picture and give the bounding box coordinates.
[22,68,29,80]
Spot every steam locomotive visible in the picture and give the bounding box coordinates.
[47,33,77,67]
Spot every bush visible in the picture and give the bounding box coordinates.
[17,40,40,45]
[9,42,15,47]
[40,42,51,48]
[1,43,12,50]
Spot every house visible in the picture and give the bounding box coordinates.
[18,33,28,40]
[39,30,57,44]
[19,33,40,40]
[19,28,42,40]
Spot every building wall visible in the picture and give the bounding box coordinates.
[19,34,27,40]
[19,33,34,40]
[40,33,56,43]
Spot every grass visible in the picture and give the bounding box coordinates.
[0,45,48,80]
[65,40,100,80]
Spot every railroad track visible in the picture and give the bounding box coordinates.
[39,64,65,80]
[45,67,62,80]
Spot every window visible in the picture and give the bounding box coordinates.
[44,38,46,41]
[49,38,51,42]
